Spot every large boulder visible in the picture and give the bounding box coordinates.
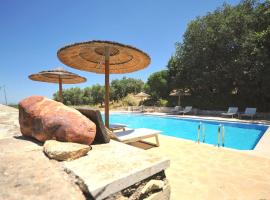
[19,96,96,145]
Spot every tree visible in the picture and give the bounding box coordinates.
[52,77,144,106]
[82,86,94,105]
[53,87,84,105]
[167,0,270,110]
[110,77,144,101]
[53,86,99,105]
[144,70,170,100]
[91,84,105,106]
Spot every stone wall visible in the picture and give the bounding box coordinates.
[105,171,170,200]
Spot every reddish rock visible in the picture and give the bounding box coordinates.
[19,96,96,145]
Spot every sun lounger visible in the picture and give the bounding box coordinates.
[171,106,181,114]
[76,107,160,146]
[109,123,127,131]
[221,107,238,118]
[239,108,256,120]
[132,106,143,112]
[178,106,192,115]
[110,128,160,146]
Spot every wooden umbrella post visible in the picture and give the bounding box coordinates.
[178,94,181,106]
[59,75,63,103]
[104,46,110,128]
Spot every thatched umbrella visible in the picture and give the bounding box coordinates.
[57,40,150,127]
[29,68,86,103]
[134,92,150,102]
[169,89,190,106]
[134,92,150,112]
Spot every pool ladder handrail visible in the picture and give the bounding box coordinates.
[217,124,225,147]
[197,122,206,144]
[197,123,201,143]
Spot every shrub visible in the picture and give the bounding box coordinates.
[157,99,168,107]
[121,94,139,106]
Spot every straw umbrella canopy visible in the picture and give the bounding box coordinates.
[29,67,86,103]
[57,40,151,127]
[169,89,190,106]
[134,92,150,102]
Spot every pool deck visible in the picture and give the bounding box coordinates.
[2,106,270,199]
[113,111,270,199]
[131,135,270,199]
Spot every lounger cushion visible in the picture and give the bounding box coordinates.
[221,113,236,115]
[115,128,160,142]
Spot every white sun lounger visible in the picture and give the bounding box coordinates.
[239,108,257,120]
[76,107,161,147]
[178,106,192,115]
[171,106,181,114]
[221,107,238,118]
[111,128,161,147]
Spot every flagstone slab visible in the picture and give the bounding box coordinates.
[64,140,170,200]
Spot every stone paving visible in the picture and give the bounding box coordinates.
[132,136,270,200]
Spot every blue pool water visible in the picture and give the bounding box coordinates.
[107,113,268,150]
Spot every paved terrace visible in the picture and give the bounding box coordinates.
[1,105,270,199]
[131,137,270,199]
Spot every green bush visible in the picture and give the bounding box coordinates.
[121,94,139,106]
[157,99,168,107]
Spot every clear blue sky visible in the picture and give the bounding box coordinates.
[0,0,239,104]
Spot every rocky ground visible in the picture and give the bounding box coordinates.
[0,104,86,200]
[0,104,170,200]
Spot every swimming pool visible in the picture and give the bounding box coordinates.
[107,113,268,150]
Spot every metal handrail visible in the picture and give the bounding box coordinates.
[217,125,221,147]
[222,125,225,147]
[197,122,201,143]
[217,124,225,147]
[202,124,206,143]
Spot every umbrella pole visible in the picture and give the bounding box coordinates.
[104,47,110,128]
[59,76,63,103]
[178,94,181,106]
